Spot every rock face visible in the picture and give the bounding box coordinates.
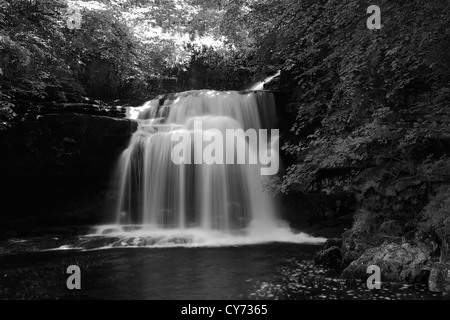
[341,243,431,283]
[11,99,128,121]
[0,113,136,177]
[0,113,137,231]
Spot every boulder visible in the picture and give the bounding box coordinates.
[341,250,362,270]
[314,246,342,270]
[341,247,379,280]
[323,238,343,250]
[342,243,431,283]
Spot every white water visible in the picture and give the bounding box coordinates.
[85,225,326,249]
[103,89,326,247]
[250,71,281,91]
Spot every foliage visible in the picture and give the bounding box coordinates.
[0,0,259,102]
[242,0,450,198]
[2,0,449,199]
[0,0,74,99]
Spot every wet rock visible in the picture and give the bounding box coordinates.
[314,246,342,270]
[428,263,450,293]
[341,247,378,280]
[341,251,361,270]
[323,238,343,250]
[342,243,431,282]
[379,220,404,237]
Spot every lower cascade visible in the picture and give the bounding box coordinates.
[100,90,325,246]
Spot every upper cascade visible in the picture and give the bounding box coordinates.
[128,90,278,131]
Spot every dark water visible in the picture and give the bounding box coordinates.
[0,243,314,300]
[0,241,446,300]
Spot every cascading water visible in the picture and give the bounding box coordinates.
[118,91,278,230]
[250,71,281,91]
[90,89,326,247]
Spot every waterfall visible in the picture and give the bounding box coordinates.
[117,90,279,233]
[97,90,326,246]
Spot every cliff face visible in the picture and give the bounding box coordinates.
[0,111,137,235]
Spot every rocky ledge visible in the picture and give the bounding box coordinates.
[314,234,450,294]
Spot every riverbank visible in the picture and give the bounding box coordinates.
[0,240,445,300]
